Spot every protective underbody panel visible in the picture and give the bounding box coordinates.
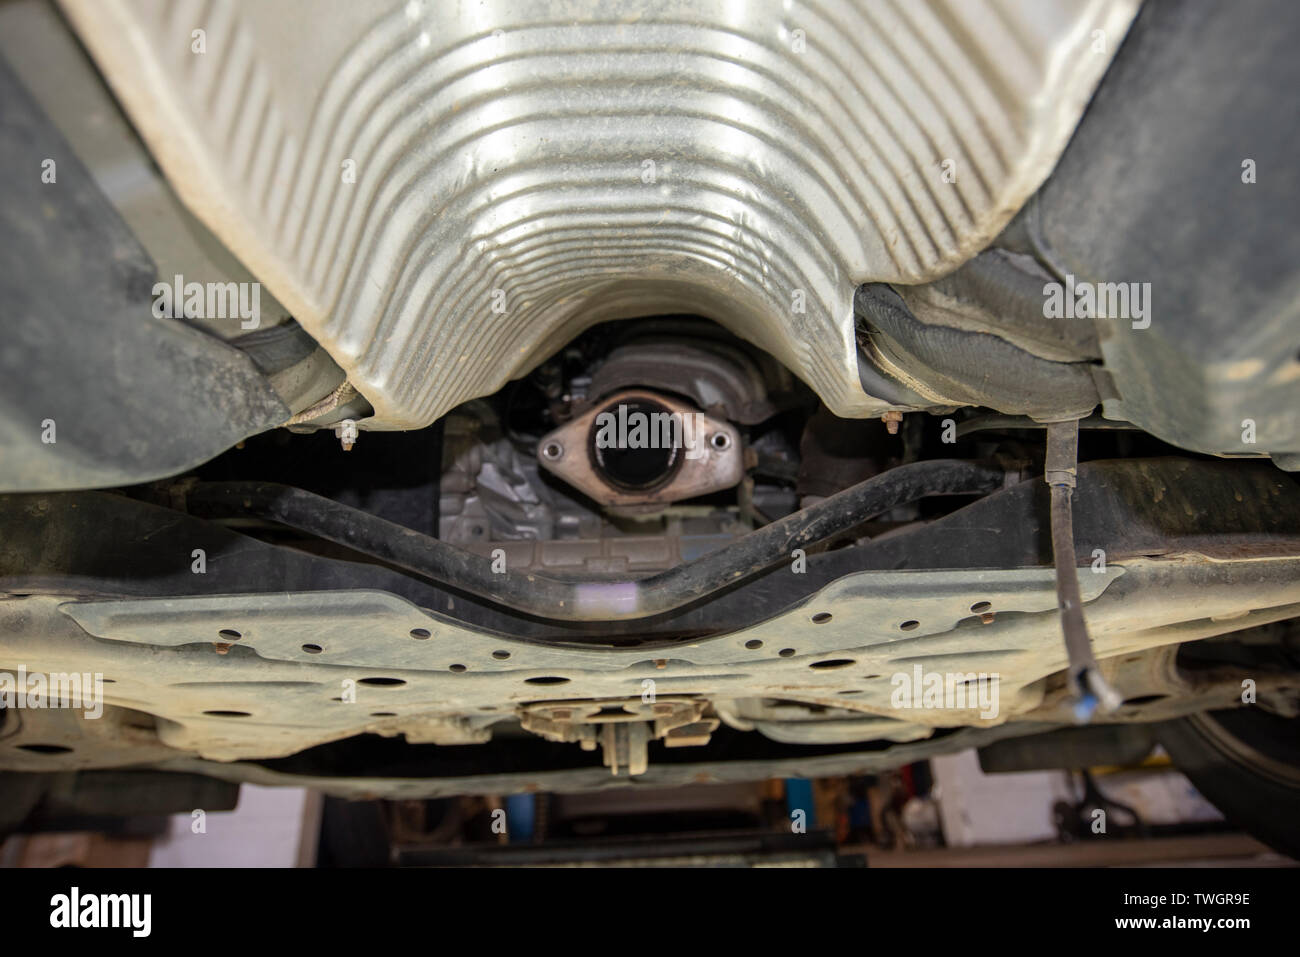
[3,556,1299,769]
[0,55,290,493]
[61,0,1137,427]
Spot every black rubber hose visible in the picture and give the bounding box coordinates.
[187,459,1004,622]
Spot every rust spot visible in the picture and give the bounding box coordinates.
[981,613,995,625]
[213,642,231,655]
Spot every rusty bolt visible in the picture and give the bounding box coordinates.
[981,612,996,625]
[654,658,668,669]
[882,411,903,435]
[213,642,232,655]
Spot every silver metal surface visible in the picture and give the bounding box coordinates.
[62,0,1138,428]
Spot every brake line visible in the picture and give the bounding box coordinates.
[1045,420,1121,721]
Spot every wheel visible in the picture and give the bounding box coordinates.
[1159,709,1300,859]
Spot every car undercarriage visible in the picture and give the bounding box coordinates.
[2,0,1299,860]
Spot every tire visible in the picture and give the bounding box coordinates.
[316,798,391,868]
[1158,709,1300,859]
